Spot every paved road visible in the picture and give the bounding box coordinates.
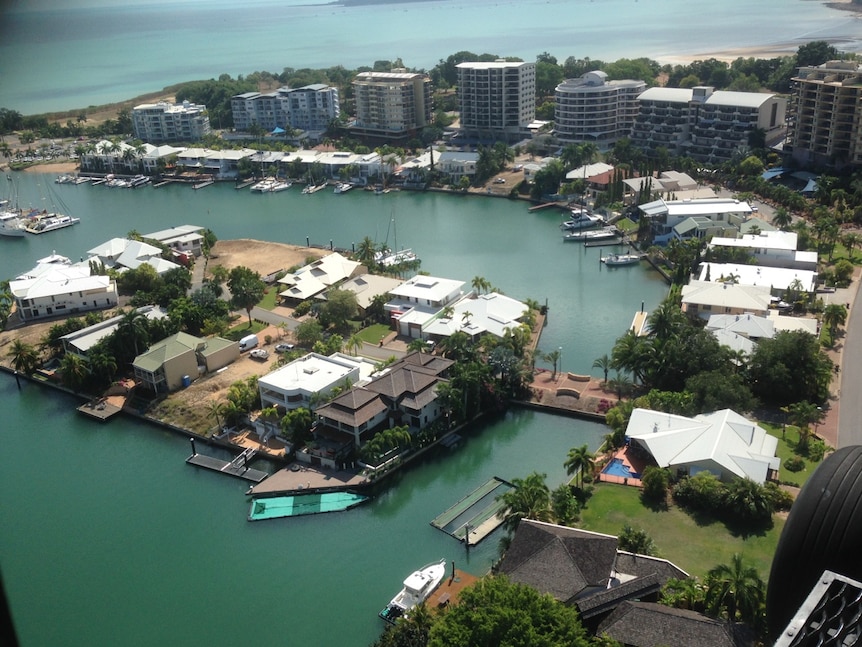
[838,273,862,448]
[250,306,300,331]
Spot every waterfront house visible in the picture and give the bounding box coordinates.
[422,292,529,343]
[697,262,817,296]
[258,352,369,412]
[680,280,772,319]
[141,225,206,259]
[9,263,118,322]
[498,520,690,631]
[277,252,362,304]
[622,171,715,205]
[141,144,186,175]
[133,332,238,393]
[86,237,182,274]
[707,231,817,272]
[639,198,753,245]
[624,408,779,484]
[61,305,168,361]
[334,274,404,317]
[384,275,465,338]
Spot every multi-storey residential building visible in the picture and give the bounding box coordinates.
[456,60,536,143]
[631,86,785,162]
[131,101,211,143]
[554,71,645,149]
[230,84,340,134]
[787,60,862,167]
[350,71,432,140]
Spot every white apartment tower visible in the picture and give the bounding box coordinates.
[631,86,785,163]
[456,60,536,142]
[350,71,432,140]
[131,101,212,143]
[787,60,862,167]
[554,71,645,149]
[230,84,340,134]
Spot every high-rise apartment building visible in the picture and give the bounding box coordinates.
[554,71,645,149]
[456,61,536,142]
[350,71,432,140]
[787,60,862,167]
[230,84,340,135]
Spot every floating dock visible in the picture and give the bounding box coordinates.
[77,399,123,421]
[431,476,513,546]
[248,491,368,521]
[186,447,268,482]
[193,180,214,190]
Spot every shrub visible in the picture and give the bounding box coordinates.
[784,456,805,472]
[641,465,669,502]
[806,438,826,462]
[293,300,313,317]
[764,482,794,512]
[618,525,656,556]
[672,472,727,512]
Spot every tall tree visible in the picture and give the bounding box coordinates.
[497,472,552,533]
[227,266,265,327]
[7,340,40,374]
[564,445,595,489]
[704,553,765,626]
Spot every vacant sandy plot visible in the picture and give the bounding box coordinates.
[206,239,325,280]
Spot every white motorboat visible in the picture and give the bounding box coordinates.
[302,183,327,194]
[0,210,26,237]
[25,214,80,234]
[560,209,603,231]
[334,182,353,194]
[602,253,642,266]
[563,226,618,242]
[268,180,292,192]
[379,559,446,624]
[250,178,275,192]
[374,248,418,267]
[130,175,151,188]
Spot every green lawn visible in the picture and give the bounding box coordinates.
[615,217,637,233]
[224,319,267,341]
[256,287,279,311]
[356,323,391,344]
[762,422,823,487]
[578,483,783,581]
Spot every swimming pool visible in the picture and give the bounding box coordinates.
[601,458,640,479]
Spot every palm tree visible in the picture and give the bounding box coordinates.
[208,400,223,431]
[60,353,90,392]
[89,350,118,385]
[822,303,847,340]
[116,308,150,358]
[607,372,634,400]
[704,553,765,625]
[592,354,611,383]
[406,337,428,353]
[356,236,377,267]
[723,478,773,523]
[496,472,552,533]
[348,333,363,356]
[564,444,595,489]
[8,340,40,374]
[543,348,561,380]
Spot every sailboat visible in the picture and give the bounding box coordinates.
[374,207,418,268]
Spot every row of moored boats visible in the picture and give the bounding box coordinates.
[559,207,643,265]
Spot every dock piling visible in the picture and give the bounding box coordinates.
[190,437,196,456]
[14,370,20,390]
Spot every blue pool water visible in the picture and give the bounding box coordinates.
[602,458,640,479]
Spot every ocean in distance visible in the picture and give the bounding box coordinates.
[2,0,862,114]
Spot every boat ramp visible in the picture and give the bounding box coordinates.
[431,476,513,546]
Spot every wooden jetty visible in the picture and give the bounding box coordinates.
[630,310,649,336]
[528,202,563,212]
[235,179,255,190]
[77,398,123,422]
[427,566,479,611]
[186,446,268,482]
[193,180,214,190]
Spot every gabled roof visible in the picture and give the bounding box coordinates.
[424,293,528,339]
[336,274,403,310]
[315,388,388,427]
[10,265,113,300]
[705,313,775,340]
[364,364,438,401]
[597,601,750,647]
[132,332,205,372]
[497,520,618,603]
[625,408,779,483]
[278,252,360,300]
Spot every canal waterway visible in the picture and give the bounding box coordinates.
[0,174,667,645]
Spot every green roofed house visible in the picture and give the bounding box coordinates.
[133,332,239,393]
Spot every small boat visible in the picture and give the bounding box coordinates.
[55,174,75,184]
[379,559,446,624]
[130,174,151,188]
[560,209,603,231]
[302,183,327,194]
[73,176,91,185]
[25,214,80,234]
[0,210,26,237]
[563,226,618,242]
[250,178,276,192]
[374,248,418,267]
[334,182,353,194]
[268,180,292,192]
[602,253,642,266]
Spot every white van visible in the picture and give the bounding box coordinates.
[239,334,259,352]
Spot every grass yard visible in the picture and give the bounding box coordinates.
[256,287,279,311]
[224,320,267,341]
[578,483,783,581]
[356,323,391,345]
[762,422,824,487]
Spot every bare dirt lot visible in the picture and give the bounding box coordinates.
[206,239,325,279]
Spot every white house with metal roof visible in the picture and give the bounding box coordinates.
[625,408,780,483]
[708,231,817,271]
[142,225,205,258]
[277,252,361,303]
[423,292,529,341]
[258,352,370,411]
[681,280,772,319]
[87,237,182,274]
[61,305,168,360]
[698,262,817,295]
[9,265,118,321]
[384,275,465,338]
[640,197,753,245]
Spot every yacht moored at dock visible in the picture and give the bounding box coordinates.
[24,214,80,234]
[379,559,446,624]
[560,209,603,231]
[601,253,642,266]
[563,226,618,242]
[0,209,26,237]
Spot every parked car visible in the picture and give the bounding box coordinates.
[275,343,295,353]
[250,348,269,360]
[493,177,506,183]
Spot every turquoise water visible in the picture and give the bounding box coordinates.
[1,0,861,113]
